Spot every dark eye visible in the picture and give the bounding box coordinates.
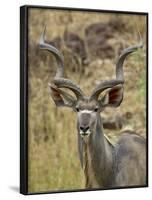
[94,107,98,112]
[76,107,80,112]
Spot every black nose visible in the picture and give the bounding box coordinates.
[80,126,89,132]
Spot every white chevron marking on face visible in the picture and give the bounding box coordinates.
[80,110,92,114]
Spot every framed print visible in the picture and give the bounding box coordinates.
[20,5,148,195]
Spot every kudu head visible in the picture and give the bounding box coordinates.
[39,27,143,139]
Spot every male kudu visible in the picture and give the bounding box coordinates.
[39,28,146,188]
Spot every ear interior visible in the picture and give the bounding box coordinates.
[49,86,65,107]
[49,84,77,107]
[100,85,124,107]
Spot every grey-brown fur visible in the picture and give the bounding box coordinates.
[77,112,146,188]
[39,28,146,189]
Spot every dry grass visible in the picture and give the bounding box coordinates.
[27,8,147,193]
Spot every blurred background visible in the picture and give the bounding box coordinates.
[28,8,147,193]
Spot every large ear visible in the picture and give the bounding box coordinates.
[49,84,77,107]
[100,85,124,107]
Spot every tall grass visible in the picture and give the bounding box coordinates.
[28,8,147,193]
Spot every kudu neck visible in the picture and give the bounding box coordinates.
[81,114,114,187]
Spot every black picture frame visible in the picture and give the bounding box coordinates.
[20,5,148,195]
